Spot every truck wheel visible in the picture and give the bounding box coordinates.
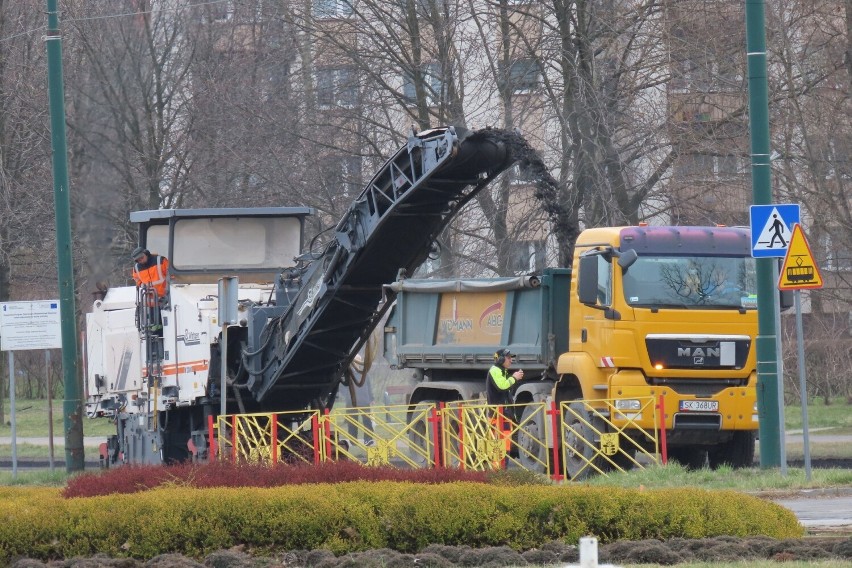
[609,438,637,472]
[668,447,707,470]
[517,404,548,473]
[707,431,756,469]
[563,402,600,480]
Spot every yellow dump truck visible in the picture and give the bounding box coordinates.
[384,225,759,474]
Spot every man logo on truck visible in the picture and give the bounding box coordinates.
[677,347,720,358]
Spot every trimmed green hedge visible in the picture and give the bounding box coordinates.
[0,483,802,562]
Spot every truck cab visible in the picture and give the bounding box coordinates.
[564,225,758,467]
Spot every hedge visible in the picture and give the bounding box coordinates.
[0,483,803,563]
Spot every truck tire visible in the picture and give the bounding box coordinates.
[517,404,549,473]
[563,402,602,480]
[609,438,637,473]
[707,431,756,469]
[668,447,707,470]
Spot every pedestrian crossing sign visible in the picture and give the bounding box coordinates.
[778,224,824,290]
[749,203,800,258]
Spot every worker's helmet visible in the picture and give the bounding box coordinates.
[131,246,147,261]
[494,348,515,366]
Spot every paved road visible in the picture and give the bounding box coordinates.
[0,436,105,446]
[767,490,852,531]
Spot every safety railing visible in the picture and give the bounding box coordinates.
[214,410,321,466]
[210,397,662,480]
[441,402,556,474]
[560,398,660,480]
[321,404,435,467]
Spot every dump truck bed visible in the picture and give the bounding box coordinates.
[384,268,571,372]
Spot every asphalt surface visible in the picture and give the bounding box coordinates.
[765,489,852,532]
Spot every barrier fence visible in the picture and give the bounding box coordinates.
[212,397,663,480]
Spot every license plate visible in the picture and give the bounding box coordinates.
[679,400,719,412]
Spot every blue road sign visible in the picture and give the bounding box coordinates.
[749,203,801,258]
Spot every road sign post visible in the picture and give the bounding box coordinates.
[777,224,823,482]
[749,203,799,468]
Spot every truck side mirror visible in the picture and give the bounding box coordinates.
[578,255,599,305]
[617,248,638,270]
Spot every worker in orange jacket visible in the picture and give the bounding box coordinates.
[131,246,170,313]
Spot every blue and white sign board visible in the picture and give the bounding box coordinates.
[0,301,62,351]
[749,203,800,258]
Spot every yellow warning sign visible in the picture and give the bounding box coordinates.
[778,224,823,290]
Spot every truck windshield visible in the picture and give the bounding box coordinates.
[622,255,757,309]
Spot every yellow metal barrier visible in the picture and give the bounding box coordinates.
[441,402,554,475]
[321,404,435,467]
[210,398,661,481]
[216,410,320,465]
[560,398,660,480]
[441,402,506,470]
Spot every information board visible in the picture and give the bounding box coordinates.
[0,301,62,351]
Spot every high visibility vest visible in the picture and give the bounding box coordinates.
[133,255,169,299]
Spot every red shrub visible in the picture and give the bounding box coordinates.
[63,461,490,498]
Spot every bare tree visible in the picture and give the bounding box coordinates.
[769,0,851,318]
[64,0,195,291]
[0,1,62,416]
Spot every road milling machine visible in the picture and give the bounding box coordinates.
[85,126,515,464]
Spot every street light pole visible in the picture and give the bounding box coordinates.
[745,0,781,467]
[45,0,84,472]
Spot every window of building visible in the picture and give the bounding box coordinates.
[675,152,714,179]
[675,153,741,180]
[316,67,358,108]
[717,155,740,177]
[322,155,362,197]
[506,59,541,94]
[717,57,744,90]
[263,62,291,100]
[672,48,743,92]
[201,0,233,22]
[402,63,444,105]
[509,240,546,273]
[671,56,711,91]
[313,0,353,19]
[822,234,852,272]
[340,155,361,197]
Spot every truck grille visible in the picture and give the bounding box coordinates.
[646,335,750,370]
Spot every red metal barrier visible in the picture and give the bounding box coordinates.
[271,414,278,465]
[323,408,332,460]
[547,401,564,481]
[658,394,668,464]
[430,404,443,468]
[207,415,215,460]
[231,415,238,462]
[312,414,321,465]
